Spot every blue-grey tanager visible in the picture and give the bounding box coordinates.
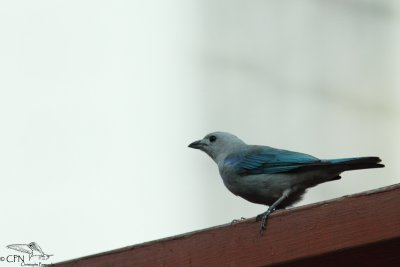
[188,132,384,234]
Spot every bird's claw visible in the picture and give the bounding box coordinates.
[258,211,271,236]
[256,208,275,222]
[259,225,266,235]
[231,217,246,225]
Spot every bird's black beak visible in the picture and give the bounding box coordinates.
[188,140,204,149]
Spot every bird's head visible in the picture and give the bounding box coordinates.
[188,131,246,163]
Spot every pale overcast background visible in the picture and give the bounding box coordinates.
[0,0,399,264]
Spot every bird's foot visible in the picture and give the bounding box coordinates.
[257,208,278,235]
[259,211,271,236]
[231,217,246,225]
[256,208,276,222]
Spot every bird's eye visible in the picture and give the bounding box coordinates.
[209,135,217,142]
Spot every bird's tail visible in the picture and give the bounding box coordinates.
[327,157,384,172]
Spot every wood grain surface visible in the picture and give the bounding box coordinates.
[52,184,400,267]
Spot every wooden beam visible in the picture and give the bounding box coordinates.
[53,184,400,267]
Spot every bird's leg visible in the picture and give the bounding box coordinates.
[259,189,291,236]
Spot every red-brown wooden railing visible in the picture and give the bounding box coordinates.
[52,183,400,267]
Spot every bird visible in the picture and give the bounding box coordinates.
[7,242,52,260]
[188,131,384,235]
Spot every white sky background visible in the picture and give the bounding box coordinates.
[0,0,399,263]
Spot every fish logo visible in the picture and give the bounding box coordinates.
[7,242,52,260]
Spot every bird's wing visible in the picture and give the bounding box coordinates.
[7,244,32,254]
[225,146,322,175]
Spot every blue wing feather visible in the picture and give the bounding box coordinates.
[225,146,322,175]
